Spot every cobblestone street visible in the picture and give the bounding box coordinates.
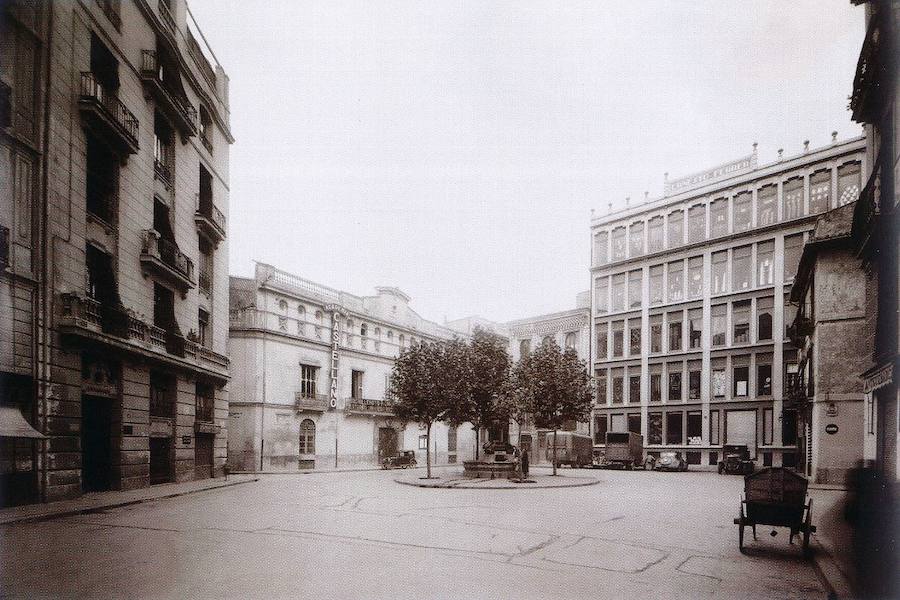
[1,469,827,599]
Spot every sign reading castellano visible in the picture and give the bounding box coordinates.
[664,154,757,196]
[329,311,341,409]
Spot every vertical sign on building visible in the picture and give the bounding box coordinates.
[329,310,341,409]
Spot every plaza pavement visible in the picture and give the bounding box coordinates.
[1,468,830,599]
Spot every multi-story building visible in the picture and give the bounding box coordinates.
[0,0,233,504]
[590,137,866,470]
[228,263,477,471]
[850,0,898,482]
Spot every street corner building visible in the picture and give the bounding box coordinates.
[589,136,867,477]
[0,0,233,505]
[226,264,480,472]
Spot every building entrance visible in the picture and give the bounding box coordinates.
[195,433,214,480]
[149,438,173,484]
[81,395,113,492]
[378,427,398,461]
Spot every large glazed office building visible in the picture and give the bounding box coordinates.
[589,137,866,471]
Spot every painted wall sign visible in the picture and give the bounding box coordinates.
[665,154,757,196]
[329,311,341,409]
[863,363,893,394]
[825,424,839,435]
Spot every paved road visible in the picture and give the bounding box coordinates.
[1,468,827,599]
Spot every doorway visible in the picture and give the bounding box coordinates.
[195,433,214,480]
[149,437,173,484]
[81,395,113,492]
[378,427,398,461]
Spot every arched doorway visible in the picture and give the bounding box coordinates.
[299,419,316,469]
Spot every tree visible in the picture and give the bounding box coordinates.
[518,339,593,475]
[450,327,510,459]
[499,358,536,476]
[390,338,470,478]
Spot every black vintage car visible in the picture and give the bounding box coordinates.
[718,444,755,475]
[381,450,417,469]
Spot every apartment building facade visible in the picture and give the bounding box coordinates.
[228,263,478,471]
[589,137,866,470]
[1,0,232,504]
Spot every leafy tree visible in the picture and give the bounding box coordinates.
[389,338,470,478]
[518,339,593,475]
[499,358,535,474]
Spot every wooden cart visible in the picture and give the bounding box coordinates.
[733,467,816,555]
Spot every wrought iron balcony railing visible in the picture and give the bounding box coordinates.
[140,230,195,293]
[195,193,226,243]
[78,72,139,155]
[140,50,198,137]
[294,393,329,412]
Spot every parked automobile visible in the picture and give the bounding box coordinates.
[381,450,417,469]
[601,432,645,470]
[546,432,592,468]
[654,451,688,472]
[718,444,755,475]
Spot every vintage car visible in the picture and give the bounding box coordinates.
[381,450,418,469]
[655,451,688,472]
[718,444,755,475]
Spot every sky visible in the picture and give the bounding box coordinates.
[188,1,865,324]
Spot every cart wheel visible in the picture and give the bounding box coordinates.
[738,521,745,553]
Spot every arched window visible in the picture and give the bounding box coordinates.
[360,323,368,337]
[519,339,531,356]
[398,334,405,346]
[387,330,393,340]
[278,299,288,311]
[299,419,316,455]
[374,327,381,338]
[315,310,323,322]
[297,305,305,316]
[565,332,576,349]
[542,335,554,346]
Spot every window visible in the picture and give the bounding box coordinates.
[612,321,624,357]
[611,273,626,312]
[666,412,683,445]
[763,408,774,445]
[711,304,726,346]
[195,382,214,423]
[198,237,212,296]
[733,365,749,397]
[710,198,727,237]
[595,373,607,405]
[712,251,728,294]
[688,309,702,349]
[418,435,428,450]
[757,185,777,227]
[628,374,641,404]
[783,234,804,282]
[688,204,705,243]
[360,323,368,337]
[668,312,682,351]
[153,111,175,188]
[628,321,641,356]
[611,371,624,404]
[689,366,701,400]
[757,240,774,286]
[611,227,626,261]
[687,256,703,299]
[519,339,530,357]
[300,364,318,398]
[732,245,752,291]
[712,367,726,397]
[299,419,316,454]
[733,300,751,344]
[667,260,683,302]
[649,265,663,305]
[628,413,641,434]
[667,210,683,247]
[565,332,576,349]
[593,415,608,444]
[595,277,609,314]
[86,134,119,225]
[648,217,664,253]
[650,372,662,403]
[86,244,119,310]
[197,308,209,348]
[629,221,644,257]
[650,316,662,353]
[782,409,798,445]
[733,192,752,232]
[648,412,663,444]
[668,367,682,402]
[783,177,804,220]
[351,370,363,399]
[784,361,799,396]
[199,104,212,150]
[150,371,175,418]
[757,297,773,341]
[628,270,642,309]
[593,231,608,265]
[757,361,772,396]
[784,297,798,339]
[837,162,861,206]
[596,324,608,359]
[710,410,720,444]
[687,412,702,445]
[542,335,554,346]
[809,169,831,214]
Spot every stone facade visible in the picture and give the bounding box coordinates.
[0,0,232,504]
[590,137,867,470]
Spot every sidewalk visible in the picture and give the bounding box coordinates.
[807,485,855,600]
[0,474,258,526]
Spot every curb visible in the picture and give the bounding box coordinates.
[231,464,459,475]
[810,538,855,600]
[393,477,600,490]
[0,477,259,526]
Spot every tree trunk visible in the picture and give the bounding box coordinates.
[474,425,480,460]
[552,429,558,476]
[426,422,432,478]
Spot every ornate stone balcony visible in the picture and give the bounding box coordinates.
[294,393,330,412]
[194,194,226,244]
[345,398,396,417]
[78,72,139,157]
[140,230,195,295]
[139,50,198,139]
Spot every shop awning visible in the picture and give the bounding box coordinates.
[0,406,45,439]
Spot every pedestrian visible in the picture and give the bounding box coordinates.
[521,447,529,479]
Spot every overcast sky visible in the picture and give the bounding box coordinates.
[189,1,864,324]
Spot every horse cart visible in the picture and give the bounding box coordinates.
[733,467,816,555]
